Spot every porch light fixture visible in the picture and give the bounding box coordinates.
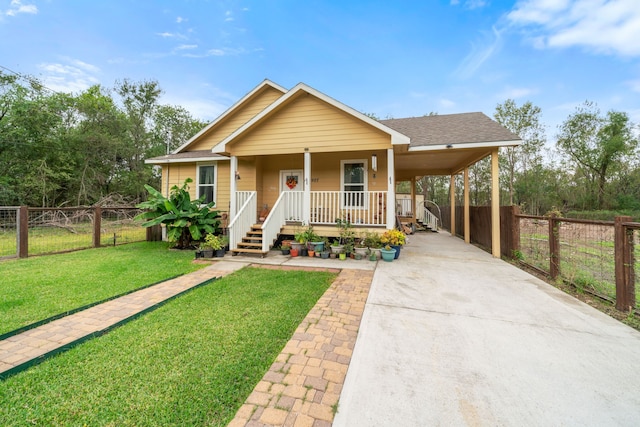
[235,171,241,180]
[446,144,453,149]
[371,154,377,171]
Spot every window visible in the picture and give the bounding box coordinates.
[197,164,216,204]
[341,160,367,208]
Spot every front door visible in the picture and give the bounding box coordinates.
[280,170,304,221]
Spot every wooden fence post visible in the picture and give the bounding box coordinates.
[549,213,560,279]
[17,206,28,258]
[614,216,634,311]
[93,206,102,248]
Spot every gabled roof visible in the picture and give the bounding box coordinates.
[211,82,411,154]
[381,113,521,151]
[146,150,228,164]
[172,79,287,154]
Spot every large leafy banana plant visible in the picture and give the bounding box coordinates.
[135,178,221,249]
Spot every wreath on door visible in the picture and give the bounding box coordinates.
[286,175,298,190]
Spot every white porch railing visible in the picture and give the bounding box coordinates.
[310,191,387,226]
[260,191,303,252]
[228,191,256,250]
[236,191,254,213]
[424,207,439,231]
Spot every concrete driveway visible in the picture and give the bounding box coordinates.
[333,232,640,426]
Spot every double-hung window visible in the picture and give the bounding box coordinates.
[341,160,367,208]
[197,164,216,204]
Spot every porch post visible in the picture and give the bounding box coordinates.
[450,174,456,237]
[491,148,501,257]
[303,150,311,225]
[464,167,470,243]
[230,155,238,219]
[387,148,395,229]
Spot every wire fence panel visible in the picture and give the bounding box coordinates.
[100,207,146,246]
[518,217,550,273]
[0,207,18,259]
[558,220,616,301]
[27,208,94,255]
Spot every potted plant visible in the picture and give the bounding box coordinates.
[380,245,396,262]
[290,246,299,257]
[280,244,291,255]
[203,233,227,257]
[354,234,368,257]
[381,229,406,259]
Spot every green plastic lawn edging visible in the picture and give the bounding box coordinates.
[0,275,184,342]
[0,276,219,381]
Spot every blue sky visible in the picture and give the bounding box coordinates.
[1,0,639,143]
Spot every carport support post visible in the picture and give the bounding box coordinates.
[464,167,470,244]
[491,148,500,258]
[614,216,634,311]
[449,174,456,237]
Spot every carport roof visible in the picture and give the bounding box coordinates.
[381,112,521,149]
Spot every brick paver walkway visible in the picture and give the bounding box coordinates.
[228,267,374,427]
[0,262,245,379]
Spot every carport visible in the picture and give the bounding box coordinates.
[383,112,521,257]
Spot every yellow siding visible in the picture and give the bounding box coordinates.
[216,162,230,214]
[186,86,284,151]
[162,164,198,198]
[309,150,388,193]
[229,94,392,156]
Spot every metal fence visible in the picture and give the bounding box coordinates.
[516,214,638,310]
[1,206,149,259]
[0,207,19,259]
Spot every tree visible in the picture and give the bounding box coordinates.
[135,178,221,249]
[494,99,545,206]
[556,102,638,209]
[151,104,207,156]
[114,79,163,200]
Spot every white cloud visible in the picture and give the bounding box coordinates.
[225,10,233,22]
[5,0,37,16]
[175,44,197,51]
[455,26,503,79]
[507,0,640,56]
[628,79,640,93]
[176,16,186,24]
[37,59,101,93]
[156,32,187,39]
[450,0,488,9]
[439,98,456,108]
[497,86,538,99]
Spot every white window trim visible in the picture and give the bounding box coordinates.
[196,162,217,205]
[340,159,368,210]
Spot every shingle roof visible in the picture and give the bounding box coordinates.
[381,112,521,147]
[145,150,228,164]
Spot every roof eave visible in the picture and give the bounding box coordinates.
[408,139,522,152]
[145,156,230,165]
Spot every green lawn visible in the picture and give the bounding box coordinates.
[0,242,206,335]
[0,267,335,426]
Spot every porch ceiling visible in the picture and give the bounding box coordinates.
[394,146,493,180]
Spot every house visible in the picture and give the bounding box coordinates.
[146,80,521,257]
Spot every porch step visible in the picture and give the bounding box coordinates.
[232,224,268,257]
